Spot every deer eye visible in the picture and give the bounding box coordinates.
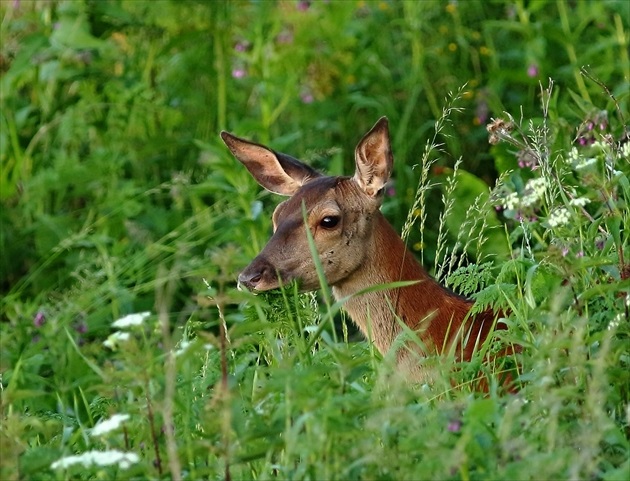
[319,215,340,229]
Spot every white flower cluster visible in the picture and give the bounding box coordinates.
[520,177,547,207]
[621,142,630,159]
[547,207,570,227]
[175,340,191,357]
[503,192,519,211]
[103,331,130,349]
[112,312,151,328]
[502,177,547,211]
[51,449,140,470]
[569,197,590,207]
[567,147,580,163]
[90,413,130,436]
[104,311,151,350]
[574,157,597,170]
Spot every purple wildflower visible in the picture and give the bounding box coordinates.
[297,0,311,11]
[527,63,539,78]
[447,420,462,433]
[300,91,314,104]
[475,100,489,125]
[74,320,88,334]
[34,311,46,327]
[232,68,246,79]
[234,41,249,52]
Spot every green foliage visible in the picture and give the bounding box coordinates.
[1,1,629,480]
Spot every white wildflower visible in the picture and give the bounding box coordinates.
[569,197,590,207]
[547,207,570,228]
[175,340,191,357]
[503,192,520,210]
[51,450,140,470]
[519,177,547,208]
[621,142,630,158]
[567,147,579,163]
[608,313,624,331]
[574,157,597,170]
[103,331,130,349]
[90,414,130,436]
[528,177,547,195]
[112,312,151,328]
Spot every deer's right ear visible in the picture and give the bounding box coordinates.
[220,131,320,196]
[353,117,393,197]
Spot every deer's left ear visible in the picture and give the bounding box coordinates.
[353,117,393,197]
[221,131,320,196]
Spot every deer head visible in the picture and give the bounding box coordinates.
[221,117,393,293]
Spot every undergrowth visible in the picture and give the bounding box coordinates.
[1,2,629,480]
[4,80,628,481]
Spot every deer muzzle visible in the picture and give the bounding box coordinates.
[238,255,286,292]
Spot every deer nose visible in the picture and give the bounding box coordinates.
[238,268,266,291]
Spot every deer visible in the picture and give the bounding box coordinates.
[220,117,513,384]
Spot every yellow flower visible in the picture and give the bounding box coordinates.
[480,46,491,56]
[448,43,457,52]
[445,3,456,14]
[413,242,424,251]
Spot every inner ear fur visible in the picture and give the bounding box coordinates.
[353,117,394,197]
[221,131,320,196]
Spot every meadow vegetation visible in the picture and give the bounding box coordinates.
[1,1,629,480]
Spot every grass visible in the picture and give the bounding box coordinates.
[1,1,629,480]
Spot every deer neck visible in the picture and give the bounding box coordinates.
[331,213,472,356]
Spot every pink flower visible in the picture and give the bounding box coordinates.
[297,1,311,11]
[447,420,462,433]
[232,68,246,79]
[527,64,539,78]
[234,41,249,52]
[34,311,46,327]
